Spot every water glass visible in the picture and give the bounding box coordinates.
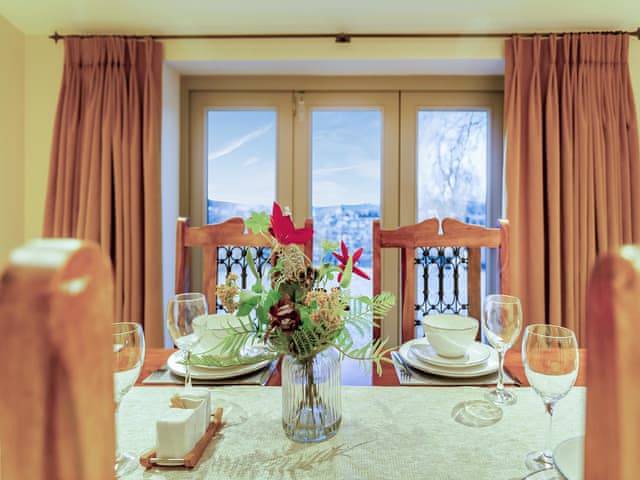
[113,322,145,477]
[166,292,207,388]
[522,324,579,471]
[482,294,522,405]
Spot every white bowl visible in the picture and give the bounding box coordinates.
[423,314,479,358]
[192,313,244,351]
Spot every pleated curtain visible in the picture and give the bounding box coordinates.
[504,33,640,345]
[43,37,164,347]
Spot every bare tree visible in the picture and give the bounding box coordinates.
[418,111,486,221]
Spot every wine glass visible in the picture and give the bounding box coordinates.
[166,292,207,389]
[482,294,522,405]
[113,322,145,478]
[522,324,579,471]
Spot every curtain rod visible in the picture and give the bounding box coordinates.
[49,28,640,43]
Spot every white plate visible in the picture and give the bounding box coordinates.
[410,341,490,368]
[167,351,272,380]
[399,338,498,378]
[554,435,584,480]
[191,330,257,355]
[189,344,273,371]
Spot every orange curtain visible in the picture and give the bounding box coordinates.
[43,37,164,347]
[505,33,640,345]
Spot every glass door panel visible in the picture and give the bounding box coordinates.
[416,110,488,224]
[415,109,488,336]
[295,92,399,381]
[401,92,503,338]
[189,92,293,295]
[310,109,382,294]
[206,110,277,223]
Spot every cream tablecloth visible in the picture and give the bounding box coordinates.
[119,386,585,480]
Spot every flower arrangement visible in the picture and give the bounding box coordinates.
[215,202,395,374]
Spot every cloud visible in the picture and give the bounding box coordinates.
[208,123,273,161]
[242,156,261,168]
[313,161,380,180]
[312,180,379,206]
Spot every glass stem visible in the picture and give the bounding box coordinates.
[544,402,555,460]
[185,351,193,389]
[114,400,121,459]
[496,349,505,393]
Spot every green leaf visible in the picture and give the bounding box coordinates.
[340,256,353,288]
[188,351,277,368]
[237,295,260,316]
[236,302,254,317]
[238,289,257,303]
[244,248,263,288]
[357,295,373,306]
[265,289,280,308]
[256,304,267,324]
[321,239,339,254]
[245,211,270,234]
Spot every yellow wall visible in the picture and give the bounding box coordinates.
[0,16,25,264]
[164,37,503,62]
[24,36,63,240]
[632,42,640,125]
[16,36,640,247]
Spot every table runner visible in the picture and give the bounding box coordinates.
[119,386,585,479]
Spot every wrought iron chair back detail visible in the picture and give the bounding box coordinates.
[372,217,510,343]
[215,245,272,311]
[415,246,470,318]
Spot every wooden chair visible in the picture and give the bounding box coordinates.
[585,245,640,479]
[0,239,115,480]
[176,216,313,312]
[372,217,510,342]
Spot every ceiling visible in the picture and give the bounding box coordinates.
[2,0,639,37]
[2,0,637,76]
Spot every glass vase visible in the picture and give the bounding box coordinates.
[281,347,342,442]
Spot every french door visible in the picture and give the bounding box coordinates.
[188,88,501,346]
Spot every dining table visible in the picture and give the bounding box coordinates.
[120,348,587,479]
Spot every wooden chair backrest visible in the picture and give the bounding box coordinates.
[175,217,314,311]
[372,217,510,342]
[585,245,640,479]
[0,239,115,480]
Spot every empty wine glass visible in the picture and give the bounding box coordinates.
[113,322,145,477]
[166,292,207,389]
[482,294,522,405]
[522,324,579,471]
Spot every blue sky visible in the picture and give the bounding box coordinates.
[207,109,382,207]
[207,108,487,219]
[207,110,277,205]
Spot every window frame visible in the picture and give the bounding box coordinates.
[188,91,294,226]
[181,76,504,346]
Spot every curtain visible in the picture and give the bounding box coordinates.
[43,37,164,347]
[504,33,640,345]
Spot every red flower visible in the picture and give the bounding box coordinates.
[332,240,370,282]
[269,202,313,245]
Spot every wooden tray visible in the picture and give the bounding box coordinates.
[140,407,223,469]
